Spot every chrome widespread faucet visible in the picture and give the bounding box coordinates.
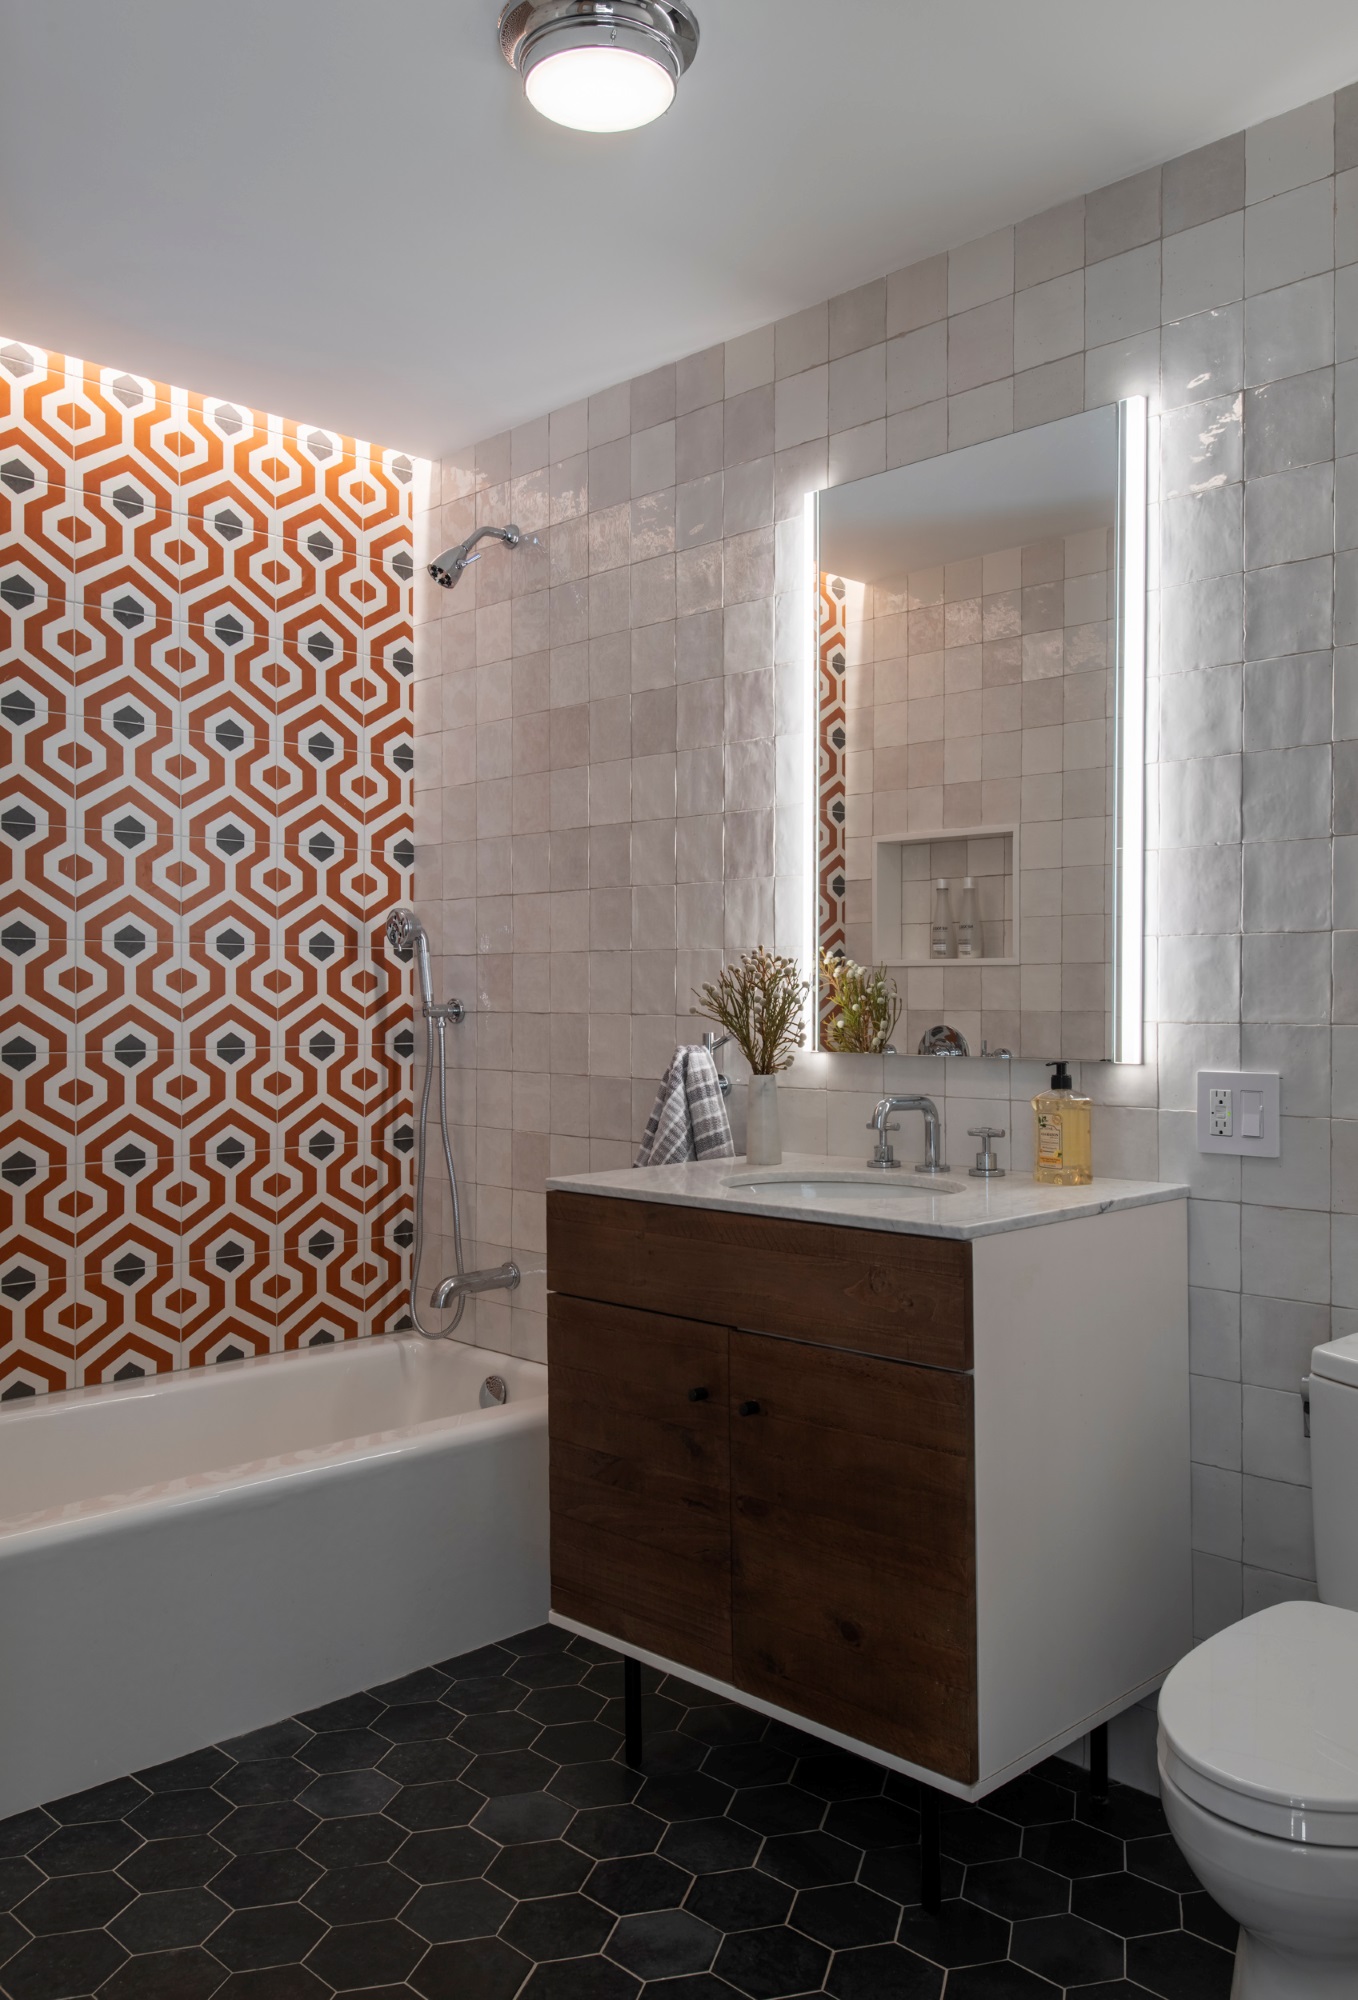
[867,1095,949,1173]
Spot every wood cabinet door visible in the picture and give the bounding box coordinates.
[548,1294,732,1680]
[730,1331,978,1783]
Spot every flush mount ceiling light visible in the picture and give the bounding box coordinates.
[498,0,699,133]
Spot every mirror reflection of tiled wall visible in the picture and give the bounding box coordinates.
[830,526,1113,1058]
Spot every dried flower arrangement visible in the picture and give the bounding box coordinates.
[694,947,808,1076]
[819,949,902,1055]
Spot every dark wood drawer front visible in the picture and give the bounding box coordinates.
[548,1294,732,1681]
[729,1331,978,1783]
[548,1191,972,1372]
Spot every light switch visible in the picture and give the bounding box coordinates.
[1197,1071,1280,1158]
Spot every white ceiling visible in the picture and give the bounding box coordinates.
[1,2,1356,459]
[819,406,1117,580]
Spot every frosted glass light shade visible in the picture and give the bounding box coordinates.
[523,44,677,131]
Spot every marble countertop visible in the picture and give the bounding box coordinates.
[546,1155,1189,1241]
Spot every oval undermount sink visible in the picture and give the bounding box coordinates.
[725,1171,964,1201]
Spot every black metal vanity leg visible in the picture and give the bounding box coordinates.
[1089,1721,1109,1803]
[919,1785,942,1915]
[623,1656,643,1768]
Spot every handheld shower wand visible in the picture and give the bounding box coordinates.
[385,907,518,1338]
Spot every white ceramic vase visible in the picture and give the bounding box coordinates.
[746,1074,782,1167]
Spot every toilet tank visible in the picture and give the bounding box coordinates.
[1310,1333,1358,1612]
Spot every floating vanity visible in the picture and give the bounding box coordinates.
[544,1159,1190,1808]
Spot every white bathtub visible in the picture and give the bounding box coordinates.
[0,1334,549,1819]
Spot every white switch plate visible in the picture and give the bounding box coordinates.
[1196,1070,1280,1157]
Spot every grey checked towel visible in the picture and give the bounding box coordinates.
[634,1046,735,1167]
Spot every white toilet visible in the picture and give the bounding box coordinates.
[1158,1330,1358,1999]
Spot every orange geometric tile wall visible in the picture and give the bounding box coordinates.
[0,340,415,1396]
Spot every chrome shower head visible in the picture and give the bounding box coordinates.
[429,522,524,591]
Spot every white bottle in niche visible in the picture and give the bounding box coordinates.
[956,877,979,957]
[930,879,953,958]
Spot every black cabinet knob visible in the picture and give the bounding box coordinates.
[739,1400,762,1417]
[688,1387,709,1402]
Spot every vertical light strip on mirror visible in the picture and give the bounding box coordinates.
[1113,396,1147,1064]
[803,489,820,1020]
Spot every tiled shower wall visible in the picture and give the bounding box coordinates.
[414,81,1358,1639]
[0,344,416,1396]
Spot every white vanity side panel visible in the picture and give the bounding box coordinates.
[972,1201,1191,1785]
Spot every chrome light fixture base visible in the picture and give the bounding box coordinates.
[499,0,699,120]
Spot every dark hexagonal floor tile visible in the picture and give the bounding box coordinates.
[757,1830,859,1889]
[296,1690,385,1734]
[521,1686,605,1727]
[680,1705,767,1749]
[518,1957,640,2000]
[1011,1911,1126,1985]
[306,1916,427,1990]
[1183,1889,1238,1950]
[1077,1787,1170,1842]
[896,1898,1011,1969]
[794,1753,882,1802]
[135,1747,234,1794]
[569,1804,665,1858]
[47,1776,148,1825]
[0,1912,27,1971]
[0,1855,42,1909]
[212,1850,322,1909]
[1073,1869,1182,1937]
[108,1885,228,1952]
[17,1867,135,1934]
[215,1761,309,1808]
[404,1875,516,1944]
[713,1922,830,1999]
[607,1908,719,1978]
[858,1843,964,1908]
[30,1818,140,1877]
[534,1722,623,1767]
[550,1763,641,1810]
[0,1809,55,1859]
[941,1962,1059,1997]
[1126,1832,1200,1892]
[686,1868,793,1933]
[221,1721,313,1765]
[410,1934,531,2000]
[1022,1816,1124,1878]
[455,1710,543,1755]
[102,1944,228,2000]
[642,1978,742,2000]
[299,1727,390,1774]
[303,1860,414,1924]
[214,1804,318,1856]
[703,1743,795,1790]
[729,1787,822,1838]
[210,1901,328,1971]
[1125,1927,1236,1998]
[463,1749,558,1797]
[444,1676,530,1717]
[212,1968,330,2000]
[130,1788,233,1839]
[297,1769,397,1818]
[982,1774,1076,1829]
[963,1856,1069,1921]
[118,1834,228,1892]
[475,1791,575,1844]
[823,1797,918,1850]
[792,1881,900,1948]
[659,1819,760,1876]
[637,1774,733,1824]
[0,1927,128,2000]
[371,1666,450,1706]
[490,1840,594,1899]
[940,1807,1021,1866]
[301,1813,404,1870]
[396,1825,500,1884]
[587,1852,690,1914]
[438,1642,517,1678]
[825,1942,943,2000]
[385,1780,483,1831]
[380,1738,472,1787]
[501,1889,615,1960]
[378,1701,463,1742]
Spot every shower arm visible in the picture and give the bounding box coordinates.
[428,523,523,590]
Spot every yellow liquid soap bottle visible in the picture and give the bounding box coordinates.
[1031,1060,1092,1186]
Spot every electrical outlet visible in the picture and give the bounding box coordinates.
[1197,1071,1280,1157]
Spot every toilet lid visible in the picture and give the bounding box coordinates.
[1158,1602,1358,1844]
